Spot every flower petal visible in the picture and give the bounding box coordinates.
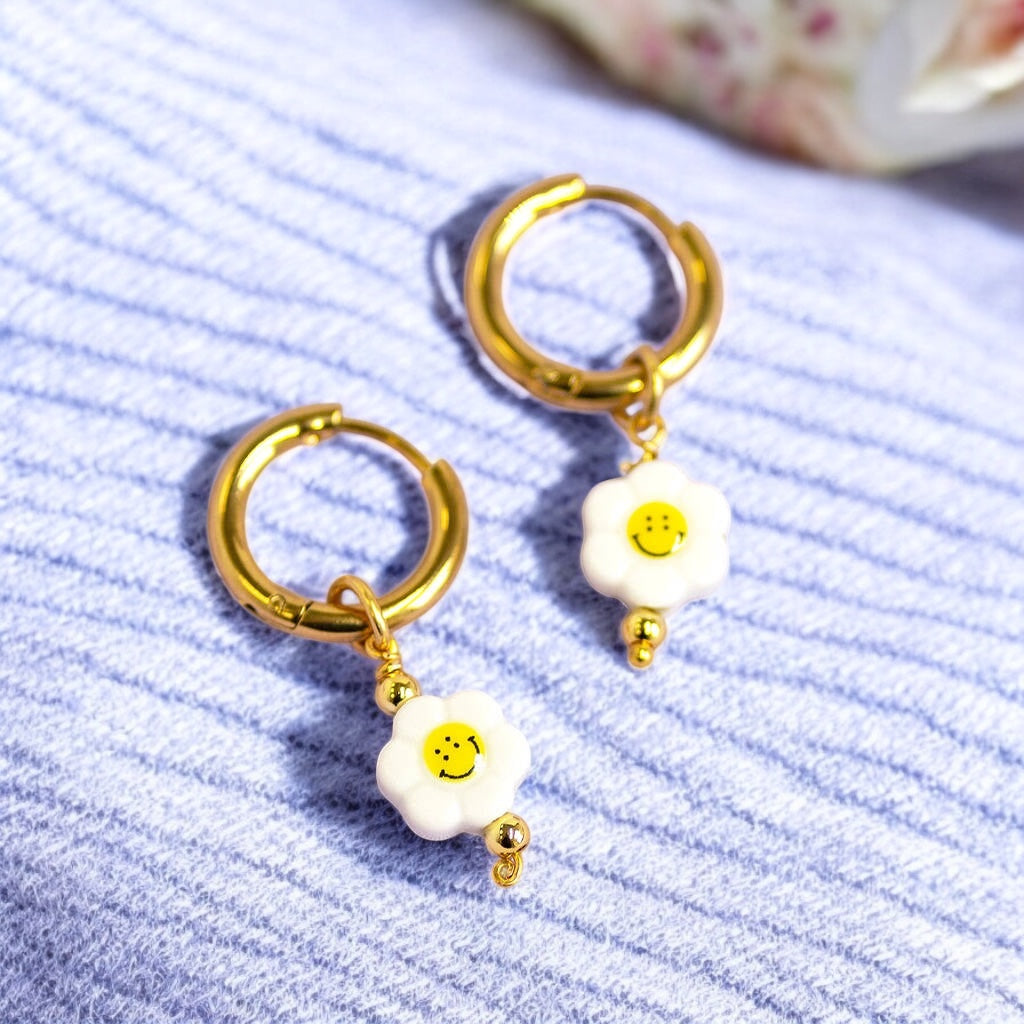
[390,694,446,743]
[679,480,731,537]
[580,532,633,598]
[395,780,467,841]
[458,773,517,834]
[673,533,730,600]
[620,557,692,611]
[581,476,635,534]
[616,529,729,610]
[486,723,531,786]
[442,690,504,732]
[375,738,423,802]
[625,460,692,504]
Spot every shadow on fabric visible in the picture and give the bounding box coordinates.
[904,146,1024,238]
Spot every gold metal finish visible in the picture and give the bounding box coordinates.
[492,853,524,887]
[464,174,723,416]
[326,574,398,658]
[207,404,468,646]
[613,344,669,468]
[372,665,422,716]
[621,608,668,669]
[483,812,531,888]
[327,575,421,715]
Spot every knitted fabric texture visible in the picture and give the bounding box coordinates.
[1,0,1023,1021]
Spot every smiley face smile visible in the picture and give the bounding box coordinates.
[423,723,485,782]
[440,736,480,779]
[631,531,685,557]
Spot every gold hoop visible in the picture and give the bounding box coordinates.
[207,404,468,644]
[464,174,723,413]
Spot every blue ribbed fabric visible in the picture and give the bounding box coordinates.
[2,1,1023,1021]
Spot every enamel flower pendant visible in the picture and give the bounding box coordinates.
[581,459,731,667]
[377,690,530,844]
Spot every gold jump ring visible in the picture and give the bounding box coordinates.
[207,404,468,646]
[464,173,723,415]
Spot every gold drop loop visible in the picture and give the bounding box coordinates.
[327,574,398,660]
[327,574,422,715]
[613,344,669,467]
[492,853,524,888]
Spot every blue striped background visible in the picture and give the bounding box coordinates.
[1,0,1023,1020]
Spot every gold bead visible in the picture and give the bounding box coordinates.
[620,608,667,670]
[374,666,421,715]
[483,812,531,857]
[627,644,654,669]
[622,608,666,644]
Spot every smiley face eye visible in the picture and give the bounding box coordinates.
[423,721,487,783]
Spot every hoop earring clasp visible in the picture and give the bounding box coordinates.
[207,404,468,645]
[463,173,724,414]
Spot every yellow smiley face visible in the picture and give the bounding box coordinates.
[423,723,485,782]
[627,501,687,558]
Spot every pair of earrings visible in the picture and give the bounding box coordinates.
[207,174,730,887]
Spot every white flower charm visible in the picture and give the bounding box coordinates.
[376,690,531,843]
[581,460,730,666]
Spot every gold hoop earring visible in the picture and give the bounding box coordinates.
[465,175,731,669]
[208,403,532,886]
